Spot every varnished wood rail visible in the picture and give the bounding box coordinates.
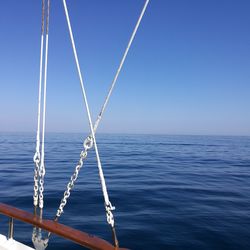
[0,203,128,250]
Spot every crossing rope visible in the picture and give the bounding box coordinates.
[54,0,150,247]
[56,0,150,218]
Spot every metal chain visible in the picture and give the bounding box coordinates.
[38,162,46,209]
[33,153,40,207]
[105,201,115,227]
[56,136,93,218]
[55,136,116,228]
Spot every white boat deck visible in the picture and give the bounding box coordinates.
[0,234,34,250]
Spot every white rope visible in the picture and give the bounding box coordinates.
[39,0,50,211]
[93,0,150,132]
[35,35,44,155]
[62,0,113,222]
[39,33,49,210]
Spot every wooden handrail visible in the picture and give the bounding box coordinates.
[0,203,128,250]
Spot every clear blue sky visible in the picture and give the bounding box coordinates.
[0,0,249,135]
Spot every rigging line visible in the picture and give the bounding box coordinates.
[62,0,114,224]
[39,0,50,213]
[33,0,45,209]
[93,0,150,132]
[55,0,149,223]
[62,0,111,205]
[54,0,149,226]
[55,1,149,246]
[32,2,45,244]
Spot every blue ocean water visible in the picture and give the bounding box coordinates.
[0,133,250,250]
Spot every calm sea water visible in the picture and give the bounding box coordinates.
[0,133,250,250]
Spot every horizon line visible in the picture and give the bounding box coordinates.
[0,130,249,138]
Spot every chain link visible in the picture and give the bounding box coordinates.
[38,161,46,209]
[55,135,116,228]
[33,152,40,207]
[56,136,93,218]
[105,201,115,227]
